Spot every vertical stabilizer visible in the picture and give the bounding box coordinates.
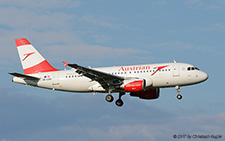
[15,38,58,74]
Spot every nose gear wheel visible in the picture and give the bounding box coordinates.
[176,86,182,100]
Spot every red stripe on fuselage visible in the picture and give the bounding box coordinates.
[15,38,31,47]
[24,60,59,74]
[151,65,169,76]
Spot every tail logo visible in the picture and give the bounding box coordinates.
[22,52,35,61]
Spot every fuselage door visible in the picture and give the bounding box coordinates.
[173,63,180,77]
[52,72,60,86]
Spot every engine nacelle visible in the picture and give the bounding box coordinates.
[123,79,146,92]
[130,88,160,100]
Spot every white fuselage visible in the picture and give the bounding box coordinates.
[12,62,208,93]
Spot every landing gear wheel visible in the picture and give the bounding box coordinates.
[115,99,123,107]
[105,94,114,102]
[177,94,182,100]
[115,92,125,107]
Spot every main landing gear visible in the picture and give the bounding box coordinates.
[176,85,182,100]
[115,92,125,107]
[105,92,125,107]
[105,94,114,102]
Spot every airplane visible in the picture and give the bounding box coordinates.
[9,38,208,107]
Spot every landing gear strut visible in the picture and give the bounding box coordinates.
[176,86,182,100]
[115,92,125,107]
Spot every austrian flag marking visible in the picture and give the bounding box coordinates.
[44,75,50,78]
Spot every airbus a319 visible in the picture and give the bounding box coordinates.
[9,38,208,107]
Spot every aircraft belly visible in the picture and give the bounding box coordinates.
[152,74,201,88]
[38,80,53,89]
[152,76,186,87]
[59,78,95,92]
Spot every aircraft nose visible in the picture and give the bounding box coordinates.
[200,71,208,82]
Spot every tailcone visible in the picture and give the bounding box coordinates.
[12,77,27,85]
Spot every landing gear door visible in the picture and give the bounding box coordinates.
[173,63,180,77]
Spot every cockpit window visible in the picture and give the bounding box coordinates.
[194,67,200,70]
[187,66,200,71]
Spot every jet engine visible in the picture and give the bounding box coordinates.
[130,88,160,100]
[123,79,146,92]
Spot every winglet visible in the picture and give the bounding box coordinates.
[62,61,69,68]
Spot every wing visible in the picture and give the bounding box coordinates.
[9,72,40,80]
[67,63,124,90]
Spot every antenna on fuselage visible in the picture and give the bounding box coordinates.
[173,60,177,63]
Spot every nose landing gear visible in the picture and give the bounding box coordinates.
[176,86,182,100]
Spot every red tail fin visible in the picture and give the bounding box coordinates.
[15,38,58,74]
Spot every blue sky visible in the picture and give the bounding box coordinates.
[0,0,225,140]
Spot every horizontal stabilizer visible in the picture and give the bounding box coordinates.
[8,72,40,80]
